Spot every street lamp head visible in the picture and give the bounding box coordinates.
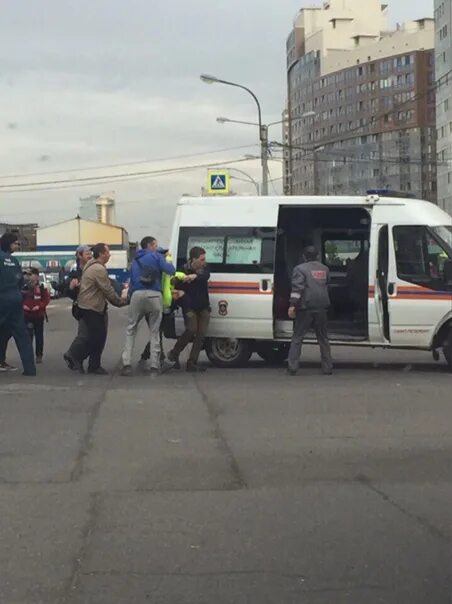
[302,111,316,118]
[216,117,230,124]
[244,154,259,160]
[200,74,218,84]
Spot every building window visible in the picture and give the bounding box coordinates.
[445,99,449,112]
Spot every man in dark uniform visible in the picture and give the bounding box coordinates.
[287,246,333,376]
[0,233,36,376]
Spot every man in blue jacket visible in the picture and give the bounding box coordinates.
[121,236,175,377]
[0,233,36,376]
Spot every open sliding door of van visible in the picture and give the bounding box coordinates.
[176,224,277,340]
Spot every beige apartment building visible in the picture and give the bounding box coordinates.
[285,0,437,200]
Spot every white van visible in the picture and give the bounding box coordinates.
[167,194,452,370]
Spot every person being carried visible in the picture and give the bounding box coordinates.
[162,246,210,373]
[66,243,127,375]
[121,237,176,377]
[22,268,50,364]
[287,245,333,376]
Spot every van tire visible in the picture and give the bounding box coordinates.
[256,343,289,365]
[444,331,452,372]
[205,338,252,368]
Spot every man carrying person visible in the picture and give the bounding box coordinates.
[121,236,176,377]
[163,246,210,373]
[66,243,127,375]
[22,267,50,364]
[287,245,333,376]
[0,233,36,376]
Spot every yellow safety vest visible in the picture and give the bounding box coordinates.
[161,253,185,310]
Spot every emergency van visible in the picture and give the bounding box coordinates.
[168,194,452,370]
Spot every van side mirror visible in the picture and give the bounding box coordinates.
[443,259,452,284]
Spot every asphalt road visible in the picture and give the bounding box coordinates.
[0,299,451,604]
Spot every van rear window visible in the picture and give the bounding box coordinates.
[178,227,275,274]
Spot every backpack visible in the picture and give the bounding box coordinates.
[135,257,159,287]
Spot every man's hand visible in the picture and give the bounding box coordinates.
[69,278,79,290]
[32,305,40,312]
[172,289,185,300]
[288,306,297,320]
[183,274,197,283]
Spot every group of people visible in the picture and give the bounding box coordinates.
[0,229,332,377]
[62,236,211,376]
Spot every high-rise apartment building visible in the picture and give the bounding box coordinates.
[286,1,436,201]
[435,0,452,214]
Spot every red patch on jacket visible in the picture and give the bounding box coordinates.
[311,270,327,280]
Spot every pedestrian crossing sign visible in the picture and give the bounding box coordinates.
[207,170,230,195]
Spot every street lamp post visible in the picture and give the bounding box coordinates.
[201,74,269,196]
[216,112,316,196]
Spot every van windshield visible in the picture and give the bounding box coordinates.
[431,226,452,255]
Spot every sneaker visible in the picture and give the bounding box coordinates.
[186,364,207,373]
[322,369,333,376]
[287,369,298,377]
[87,367,109,376]
[36,356,43,364]
[121,365,133,377]
[160,357,176,374]
[0,362,17,372]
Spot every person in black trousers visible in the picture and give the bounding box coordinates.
[64,245,92,370]
[67,243,126,375]
[0,233,36,376]
[22,268,50,363]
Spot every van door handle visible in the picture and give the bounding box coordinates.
[260,279,272,292]
[388,282,395,295]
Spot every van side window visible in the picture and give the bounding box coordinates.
[393,226,452,289]
[323,239,364,272]
[178,227,275,274]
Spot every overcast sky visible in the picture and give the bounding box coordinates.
[0,0,433,242]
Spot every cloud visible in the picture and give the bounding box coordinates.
[0,0,432,239]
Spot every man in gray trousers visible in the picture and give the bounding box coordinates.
[121,237,175,377]
[287,246,333,376]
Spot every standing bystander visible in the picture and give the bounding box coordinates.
[22,268,50,364]
[0,233,36,376]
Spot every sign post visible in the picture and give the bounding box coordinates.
[207,170,230,195]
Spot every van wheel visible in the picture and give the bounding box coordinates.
[256,343,289,365]
[205,338,252,368]
[444,331,452,372]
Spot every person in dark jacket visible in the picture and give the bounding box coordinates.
[287,246,333,376]
[0,233,36,376]
[121,237,175,376]
[64,245,93,371]
[22,268,50,363]
[163,246,210,373]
